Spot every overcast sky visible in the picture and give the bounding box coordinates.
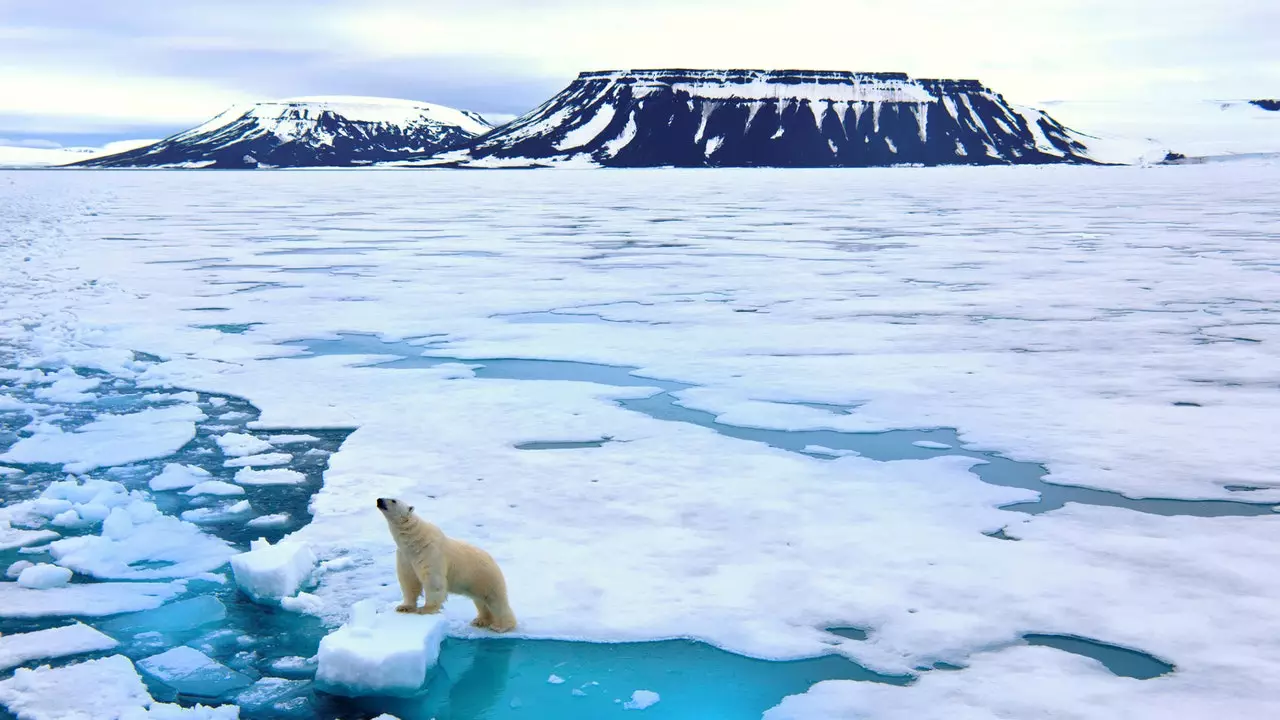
[1,0,1276,147]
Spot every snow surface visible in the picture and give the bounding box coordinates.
[0,581,186,618]
[149,463,212,491]
[1040,99,1280,161]
[233,467,306,485]
[0,406,203,474]
[229,537,316,602]
[0,623,118,671]
[0,139,156,168]
[314,599,448,697]
[0,655,151,720]
[1,167,1279,717]
[16,563,72,589]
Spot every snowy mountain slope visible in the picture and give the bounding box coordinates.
[0,139,157,168]
[1038,99,1280,163]
[73,96,492,168]
[407,70,1100,168]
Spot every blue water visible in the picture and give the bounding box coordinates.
[0,347,1187,719]
[279,333,1277,519]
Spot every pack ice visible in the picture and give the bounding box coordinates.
[229,537,316,602]
[314,599,448,697]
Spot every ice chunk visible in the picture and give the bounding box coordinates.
[246,513,289,528]
[624,690,661,710]
[0,655,151,719]
[0,406,204,473]
[233,468,306,486]
[230,538,316,602]
[314,600,448,697]
[33,370,101,403]
[150,464,212,491]
[234,677,309,714]
[207,398,227,408]
[215,433,272,457]
[0,581,185,618]
[185,482,246,497]
[101,595,227,635]
[137,646,254,699]
[0,466,23,476]
[0,521,59,551]
[279,592,324,615]
[16,563,73,589]
[181,501,252,524]
[265,434,319,445]
[49,505,234,580]
[121,701,240,719]
[223,453,291,468]
[266,655,316,677]
[0,622,119,671]
[50,509,86,528]
[6,560,35,578]
[912,440,952,450]
[548,674,565,684]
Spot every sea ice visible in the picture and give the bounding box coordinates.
[314,600,448,697]
[120,702,240,719]
[101,595,227,635]
[0,655,152,720]
[246,513,289,528]
[16,563,72,589]
[279,591,324,615]
[6,560,34,578]
[229,537,317,602]
[233,677,309,714]
[624,690,661,710]
[222,453,291,468]
[49,502,234,580]
[150,464,213,491]
[32,370,101,403]
[181,501,252,524]
[0,623,119,671]
[233,468,306,486]
[0,406,204,473]
[184,481,246,497]
[912,440,952,450]
[215,433,273,457]
[137,646,254,699]
[0,581,185,618]
[266,434,319,445]
[0,521,58,551]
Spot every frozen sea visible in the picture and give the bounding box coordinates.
[1,164,1279,719]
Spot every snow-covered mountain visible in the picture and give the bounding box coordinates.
[411,70,1100,168]
[0,139,157,168]
[74,96,492,168]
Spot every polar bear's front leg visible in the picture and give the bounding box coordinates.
[395,550,422,613]
[415,549,448,615]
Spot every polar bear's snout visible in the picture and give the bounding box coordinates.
[376,497,388,511]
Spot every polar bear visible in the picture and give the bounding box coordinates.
[375,497,517,632]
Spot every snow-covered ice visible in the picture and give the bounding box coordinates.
[2,167,1279,718]
[222,453,291,468]
[0,406,204,473]
[0,623,119,671]
[229,537,316,602]
[0,521,58,551]
[150,464,213,491]
[911,440,952,450]
[0,581,186,618]
[246,513,289,528]
[215,433,273,457]
[137,646,254,699]
[623,689,661,710]
[0,655,152,720]
[233,467,306,486]
[184,481,246,497]
[16,563,73,589]
[314,600,448,697]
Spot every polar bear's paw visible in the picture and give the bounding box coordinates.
[396,603,418,613]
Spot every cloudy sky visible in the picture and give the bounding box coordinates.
[1,0,1276,147]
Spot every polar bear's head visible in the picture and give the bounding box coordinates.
[375,497,414,521]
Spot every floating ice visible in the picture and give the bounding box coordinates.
[0,406,204,473]
[143,391,200,404]
[246,513,289,528]
[230,537,317,602]
[547,674,565,684]
[49,501,234,580]
[266,434,319,445]
[0,466,22,476]
[233,468,306,486]
[120,701,240,719]
[184,481,246,497]
[16,563,72,589]
[137,646,254,699]
[6,560,34,578]
[150,464,213,491]
[624,690,661,710]
[314,600,448,697]
[0,655,151,720]
[0,580,185,618]
[215,433,273,457]
[912,440,952,450]
[33,370,101,403]
[0,623,119,671]
[223,453,291,468]
[181,501,252,524]
[279,592,324,615]
[101,595,228,635]
[0,521,58,551]
[266,655,316,677]
[233,677,309,714]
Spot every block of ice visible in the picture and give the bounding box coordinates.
[120,701,241,719]
[314,599,448,697]
[234,677,309,714]
[0,406,204,474]
[150,464,213,491]
[137,646,254,699]
[266,655,316,678]
[223,453,291,468]
[184,482,246,497]
[230,538,316,602]
[279,592,324,615]
[6,560,34,578]
[624,690,661,710]
[16,563,73,589]
[233,468,306,486]
[49,504,234,580]
[181,501,252,524]
[912,440,953,450]
[0,622,119,671]
[246,513,289,528]
[0,580,185,618]
[215,433,273,457]
[101,595,228,635]
[265,434,318,445]
[0,521,58,552]
[0,655,152,720]
[50,510,85,528]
